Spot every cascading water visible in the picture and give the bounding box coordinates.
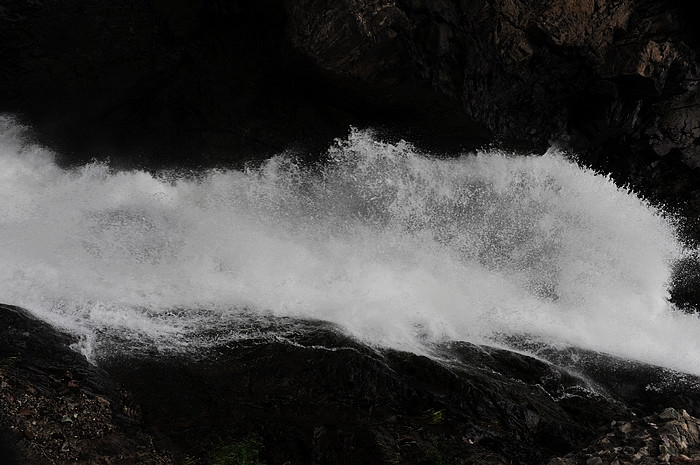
[1,114,699,375]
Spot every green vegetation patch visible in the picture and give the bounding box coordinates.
[185,434,264,465]
[421,408,446,425]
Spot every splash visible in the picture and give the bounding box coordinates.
[0,114,698,374]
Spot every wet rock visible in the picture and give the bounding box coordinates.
[0,304,632,464]
[3,303,700,464]
[548,408,700,465]
[0,304,173,465]
[98,324,700,465]
[102,331,604,464]
[661,409,682,421]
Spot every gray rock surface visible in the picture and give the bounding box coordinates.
[549,408,700,465]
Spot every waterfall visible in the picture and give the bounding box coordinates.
[1,114,698,375]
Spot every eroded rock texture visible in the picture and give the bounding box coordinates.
[4,303,700,465]
[548,407,700,465]
[0,304,174,465]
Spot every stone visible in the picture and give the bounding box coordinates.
[549,459,574,465]
[688,421,700,441]
[618,422,634,434]
[6,301,700,465]
[660,408,681,420]
[0,304,626,465]
[0,305,173,464]
[633,446,649,461]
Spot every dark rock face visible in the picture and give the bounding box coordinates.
[548,407,700,464]
[100,330,609,465]
[2,1,698,180]
[4,303,700,465]
[0,304,173,464]
[0,0,489,169]
[0,430,20,465]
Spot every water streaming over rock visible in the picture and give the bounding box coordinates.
[1,114,698,374]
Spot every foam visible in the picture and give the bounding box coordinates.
[1,114,698,374]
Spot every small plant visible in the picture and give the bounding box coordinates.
[421,408,446,424]
[185,434,264,465]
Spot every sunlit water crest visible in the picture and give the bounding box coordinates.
[1,114,698,374]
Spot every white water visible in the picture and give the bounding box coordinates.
[1,114,699,374]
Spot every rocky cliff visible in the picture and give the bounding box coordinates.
[3,304,700,465]
[2,1,698,186]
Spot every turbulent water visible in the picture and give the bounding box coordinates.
[1,114,699,375]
